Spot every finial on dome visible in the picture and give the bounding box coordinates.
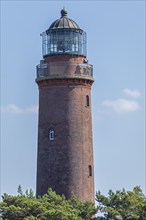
[61,7,67,17]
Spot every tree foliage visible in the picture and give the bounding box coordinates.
[0,186,145,220]
[0,188,96,220]
[96,186,146,220]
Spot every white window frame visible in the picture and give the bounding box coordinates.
[49,129,54,141]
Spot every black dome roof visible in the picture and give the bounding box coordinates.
[48,9,80,30]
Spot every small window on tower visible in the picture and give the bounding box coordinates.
[88,165,92,177]
[86,95,89,107]
[49,129,54,141]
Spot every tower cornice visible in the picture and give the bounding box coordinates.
[36,78,93,89]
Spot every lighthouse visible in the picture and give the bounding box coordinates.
[36,9,94,202]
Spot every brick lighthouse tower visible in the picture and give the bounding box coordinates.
[36,9,94,202]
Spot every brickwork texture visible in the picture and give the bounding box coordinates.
[36,55,94,202]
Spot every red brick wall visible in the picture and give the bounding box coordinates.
[36,55,94,202]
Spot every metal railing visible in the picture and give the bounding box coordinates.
[36,62,93,80]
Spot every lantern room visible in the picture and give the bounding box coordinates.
[41,9,87,57]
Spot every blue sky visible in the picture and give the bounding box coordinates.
[1,1,145,197]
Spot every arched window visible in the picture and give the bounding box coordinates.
[86,95,89,107]
[88,165,92,177]
[49,129,54,141]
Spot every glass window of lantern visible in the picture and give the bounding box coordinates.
[42,29,86,57]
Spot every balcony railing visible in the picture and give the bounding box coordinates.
[36,62,93,81]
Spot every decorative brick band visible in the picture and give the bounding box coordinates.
[37,78,93,89]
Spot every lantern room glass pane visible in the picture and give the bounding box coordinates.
[42,29,86,57]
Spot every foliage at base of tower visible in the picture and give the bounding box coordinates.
[96,186,146,220]
[0,187,96,220]
[0,186,146,220]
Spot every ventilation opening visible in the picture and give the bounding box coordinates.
[86,95,89,107]
[49,129,54,141]
[88,165,92,177]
